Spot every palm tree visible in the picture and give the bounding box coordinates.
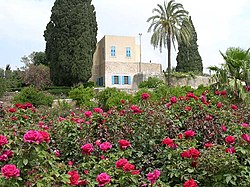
[208,47,250,102]
[147,0,192,86]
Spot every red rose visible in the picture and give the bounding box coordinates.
[204,142,213,148]
[141,93,151,100]
[162,137,174,147]
[115,158,128,168]
[189,148,200,159]
[78,179,88,185]
[122,163,135,172]
[39,131,50,143]
[96,173,111,186]
[0,135,8,147]
[147,169,160,184]
[170,96,177,103]
[118,139,131,149]
[225,136,235,144]
[181,150,192,158]
[84,111,92,118]
[67,170,80,186]
[54,150,60,157]
[231,104,238,110]
[120,99,125,104]
[226,147,236,154]
[130,105,142,114]
[184,178,197,187]
[217,102,222,108]
[131,170,140,175]
[23,102,33,109]
[81,143,94,155]
[99,142,112,152]
[184,130,195,138]
[1,164,20,179]
[215,90,220,95]
[23,130,44,144]
[93,108,103,113]
[8,108,16,113]
[221,90,227,96]
[184,106,192,111]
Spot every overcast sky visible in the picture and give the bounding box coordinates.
[0,0,249,73]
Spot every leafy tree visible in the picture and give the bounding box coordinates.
[176,17,203,74]
[147,0,192,86]
[20,51,47,69]
[44,0,98,86]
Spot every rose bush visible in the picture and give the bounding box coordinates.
[0,86,249,186]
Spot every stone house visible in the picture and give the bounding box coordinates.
[90,35,162,89]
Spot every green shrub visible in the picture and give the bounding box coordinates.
[96,87,133,110]
[13,86,53,107]
[138,77,164,88]
[45,86,71,98]
[0,78,7,98]
[69,85,96,108]
[133,88,156,103]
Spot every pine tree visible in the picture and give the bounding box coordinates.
[44,0,97,86]
[176,17,203,74]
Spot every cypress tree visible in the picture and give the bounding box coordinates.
[44,0,97,86]
[176,17,203,74]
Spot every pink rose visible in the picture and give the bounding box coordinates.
[39,131,50,143]
[221,125,227,132]
[231,104,238,110]
[0,135,8,147]
[147,169,160,184]
[118,139,131,149]
[226,147,236,154]
[184,130,195,138]
[93,108,103,113]
[184,178,197,187]
[240,123,249,128]
[81,143,94,155]
[99,142,112,152]
[130,105,142,114]
[84,111,92,118]
[242,134,250,144]
[131,170,140,175]
[204,142,213,148]
[217,102,222,108]
[141,93,150,100]
[1,164,20,179]
[96,173,111,186]
[189,148,200,159]
[115,158,128,168]
[23,130,44,144]
[54,150,60,157]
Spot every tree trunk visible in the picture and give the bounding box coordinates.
[167,35,171,86]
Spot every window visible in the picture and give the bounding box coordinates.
[97,77,104,86]
[112,75,120,84]
[111,46,116,57]
[122,76,131,85]
[126,47,131,57]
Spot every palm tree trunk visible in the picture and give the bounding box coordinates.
[167,35,171,86]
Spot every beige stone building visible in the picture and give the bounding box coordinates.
[90,35,162,89]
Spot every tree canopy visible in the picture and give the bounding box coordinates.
[147,0,192,86]
[44,0,98,86]
[176,17,203,74]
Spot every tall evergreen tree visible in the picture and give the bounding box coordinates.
[44,0,97,86]
[176,17,203,74]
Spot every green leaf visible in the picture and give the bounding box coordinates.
[23,159,28,166]
[187,168,194,173]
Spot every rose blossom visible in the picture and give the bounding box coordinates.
[217,102,222,108]
[81,143,94,155]
[39,131,50,143]
[231,104,238,110]
[54,150,60,157]
[99,142,112,152]
[170,96,177,103]
[226,147,236,154]
[8,108,16,113]
[0,150,14,161]
[184,130,195,138]
[141,93,150,100]
[242,134,250,144]
[122,163,135,172]
[1,164,20,179]
[84,110,92,118]
[240,123,249,128]
[96,173,111,186]
[130,105,142,114]
[184,178,197,187]
[115,158,128,168]
[204,142,213,148]
[118,139,131,149]
[162,137,174,147]
[131,170,140,175]
[147,169,160,184]
[0,135,8,147]
[225,136,235,144]
[23,130,44,144]
[93,108,103,113]
[67,170,80,186]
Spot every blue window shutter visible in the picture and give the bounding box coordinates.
[112,76,114,85]
[128,76,131,85]
[121,76,124,85]
[118,76,122,84]
[100,77,103,86]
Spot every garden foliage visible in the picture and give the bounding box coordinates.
[0,87,249,186]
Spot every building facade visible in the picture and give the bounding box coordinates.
[90,35,162,89]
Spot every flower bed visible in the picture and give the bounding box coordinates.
[0,89,249,186]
